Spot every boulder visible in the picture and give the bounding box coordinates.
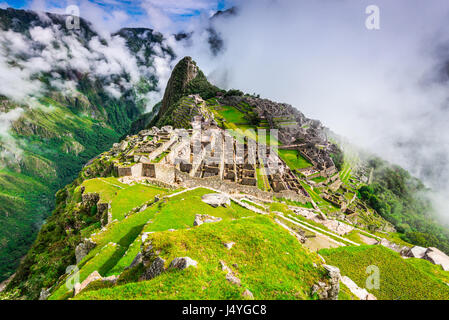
[75,271,102,296]
[119,141,128,152]
[201,193,231,208]
[75,239,96,264]
[126,252,143,270]
[401,246,427,259]
[224,242,235,250]
[424,247,449,271]
[193,214,222,227]
[226,272,241,286]
[141,257,166,281]
[169,257,198,270]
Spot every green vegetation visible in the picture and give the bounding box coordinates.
[310,176,327,184]
[278,149,313,170]
[359,158,449,254]
[320,245,449,300]
[76,216,325,300]
[151,151,169,163]
[0,89,141,283]
[256,167,271,192]
[215,105,249,124]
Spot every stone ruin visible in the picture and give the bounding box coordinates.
[106,118,313,202]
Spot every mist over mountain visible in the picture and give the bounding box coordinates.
[0,2,448,302]
[0,7,175,282]
[169,0,449,224]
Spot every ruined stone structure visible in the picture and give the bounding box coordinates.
[107,118,312,202]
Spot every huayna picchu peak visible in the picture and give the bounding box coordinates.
[2,56,448,302]
[1,3,449,305]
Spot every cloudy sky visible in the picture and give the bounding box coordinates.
[1,0,231,32]
[2,0,449,221]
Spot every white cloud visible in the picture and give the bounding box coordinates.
[177,0,449,220]
[29,26,54,45]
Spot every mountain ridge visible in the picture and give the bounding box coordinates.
[3,57,448,300]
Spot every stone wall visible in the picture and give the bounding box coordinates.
[154,164,176,184]
[177,171,309,203]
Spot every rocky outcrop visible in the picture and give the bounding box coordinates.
[74,271,102,296]
[424,247,449,271]
[169,257,198,270]
[377,238,406,253]
[400,246,449,271]
[73,271,118,296]
[141,257,166,281]
[81,193,100,210]
[312,265,340,300]
[193,214,223,227]
[127,252,143,270]
[158,56,199,119]
[75,238,96,264]
[401,246,427,259]
[201,193,231,208]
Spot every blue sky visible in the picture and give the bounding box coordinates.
[0,0,231,31]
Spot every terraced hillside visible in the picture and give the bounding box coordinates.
[0,8,175,282]
[3,57,449,301]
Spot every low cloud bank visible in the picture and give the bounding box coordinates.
[174,0,449,222]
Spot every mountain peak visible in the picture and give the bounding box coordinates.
[159,57,200,118]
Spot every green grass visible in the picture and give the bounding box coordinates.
[144,188,256,233]
[406,258,449,285]
[75,215,325,300]
[49,243,122,300]
[215,105,249,124]
[310,176,327,184]
[339,163,352,184]
[111,184,168,221]
[319,245,449,300]
[256,167,271,191]
[278,149,313,170]
[80,178,126,202]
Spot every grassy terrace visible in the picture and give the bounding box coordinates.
[76,215,325,300]
[339,163,352,184]
[49,186,261,300]
[319,245,449,300]
[278,149,313,170]
[310,176,327,184]
[256,166,271,192]
[299,181,339,213]
[214,105,249,124]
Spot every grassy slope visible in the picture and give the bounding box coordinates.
[278,149,313,170]
[48,186,260,300]
[0,100,126,282]
[319,245,449,300]
[76,215,324,300]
